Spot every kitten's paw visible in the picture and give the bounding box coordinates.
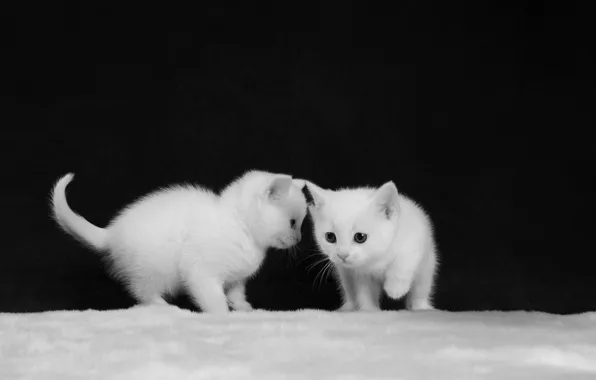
[359,304,381,312]
[231,301,254,312]
[408,300,434,311]
[384,278,411,300]
[138,297,169,307]
[337,302,357,312]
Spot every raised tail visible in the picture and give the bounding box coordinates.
[50,173,108,251]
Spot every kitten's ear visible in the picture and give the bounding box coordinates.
[373,181,400,219]
[304,181,326,209]
[267,175,293,201]
[292,179,307,190]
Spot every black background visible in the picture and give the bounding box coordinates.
[6,0,595,314]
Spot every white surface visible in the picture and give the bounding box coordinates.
[1,306,595,379]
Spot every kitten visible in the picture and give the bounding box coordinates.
[303,180,438,311]
[51,170,307,313]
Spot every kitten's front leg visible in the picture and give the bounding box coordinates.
[335,266,357,311]
[383,254,420,302]
[226,280,254,312]
[354,274,381,312]
[185,269,230,313]
[384,276,411,302]
[406,248,438,311]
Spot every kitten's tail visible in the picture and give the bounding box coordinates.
[50,173,108,251]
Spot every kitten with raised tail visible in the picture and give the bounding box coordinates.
[303,180,438,311]
[51,170,307,313]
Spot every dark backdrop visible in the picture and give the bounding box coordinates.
[5,0,595,314]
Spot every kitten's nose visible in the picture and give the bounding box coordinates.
[337,252,350,261]
[284,234,300,247]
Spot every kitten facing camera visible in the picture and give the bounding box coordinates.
[50,170,307,313]
[303,180,438,311]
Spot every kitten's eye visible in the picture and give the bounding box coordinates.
[290,218,296,228]
[325,232,337,243]
[353,232,368,244]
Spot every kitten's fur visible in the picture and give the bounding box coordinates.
[51,170,307,313]
[304,180,438,311]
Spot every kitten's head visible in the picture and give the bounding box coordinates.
[304,180,400,269]
[253,174,307,250]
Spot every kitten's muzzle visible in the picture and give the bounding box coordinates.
[337,252,350,261]
[279,233,301,248]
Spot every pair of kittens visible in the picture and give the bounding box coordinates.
[51,170,438,313]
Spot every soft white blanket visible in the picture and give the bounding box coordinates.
[1,306,595,379]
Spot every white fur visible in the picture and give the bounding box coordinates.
[304,180,438,312]
[51,170,307,313]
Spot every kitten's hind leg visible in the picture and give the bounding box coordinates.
[406,249,438,311]
[185,271,230,313]
[128,278,169,307]
[335,267,358,311]
[226,280,254,311]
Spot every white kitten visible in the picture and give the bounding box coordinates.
[303,180,438,311]
[51,170,307,313]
